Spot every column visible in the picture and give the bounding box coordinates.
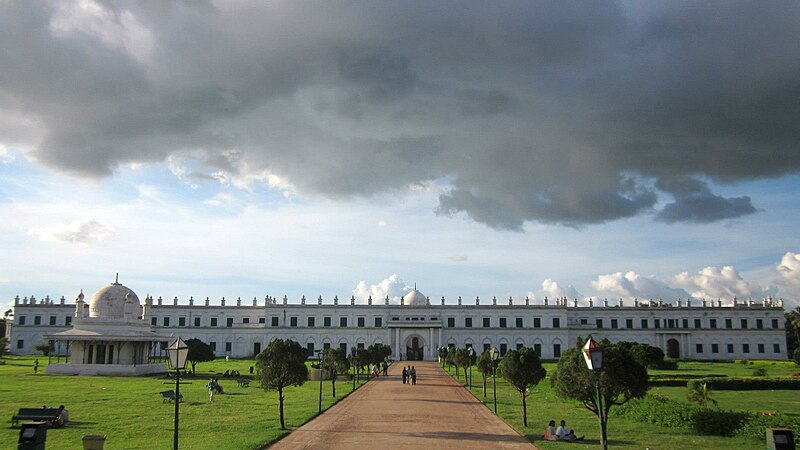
[395,328,400,361]
[429,328,434,360]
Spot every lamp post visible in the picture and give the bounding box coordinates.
[582,336,607,450]
[488,346,499,414]
[166,337,189,450]
[467,346,475,389]
[315,349,324,414]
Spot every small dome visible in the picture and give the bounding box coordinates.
[403,288,428,306]
[89,278,140,318]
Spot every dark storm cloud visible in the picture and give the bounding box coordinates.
[1,1,798,228]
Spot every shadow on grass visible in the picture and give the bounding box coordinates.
[523,435,633,446]
[64,421,99,429]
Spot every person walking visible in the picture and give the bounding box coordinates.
[402,366,408,384]
[33,359,39,374]
[410,366,417,385]
[207,377,217,402]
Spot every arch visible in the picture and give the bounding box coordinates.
[373,338,383,345]
[404,334,426,361]
[666,338,680,359]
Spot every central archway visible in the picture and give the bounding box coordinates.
[405,336,425,361]
[666,338,680,359]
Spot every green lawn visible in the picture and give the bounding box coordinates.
[1,356,367,450]
[445,360,800,450]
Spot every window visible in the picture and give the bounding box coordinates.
[553,343,561,358]
[226,318,233,327]
[500,343,507,356]
[271,317,279,327]
[16,339,23,349]
[725,319,732,329]
[756,319,763,329]
[552,318,560,328]
[323,342,331,350]
[307,343,315,354]
[774,343,781,353]
[682,318,689,328]
[163,317,170,327]
[711,343,719,354]
[49,316,56,325]
[515,318,523,328]
[772,319,779,329]
[533,318,541,328]
[340,317,347,327]
[210,318,218,327]
[727,343,734,353]
[357,343,365,350]
[323,317,331,327]
[258,317,265,324]
[151,317,157,326]
[641,319,648,329]
[483,317,490,327]
[340,343,348,353]
[194,317,201,327]
[580,318,588,325]
[18,316,26,325]
[654,320,660,329]
[243,318,250,324]
[757,343,765,353]
[694,319,701,328]
[357,317,365,327]
[596,319,603,328]
[447,317,455,327]
[742,343,750,353]
[516,343,523,350]
[611,319,618,329]
[709,319,717,329]
[179,317,186,327]
[626,319,633,329]
[667,319,676,328]
[210,341,217,351]
[465,317,473,328]
[65,316,72,326]
[290,317,298,327]
[225,342,232,352]
[499,318,507,328]
[308,317,316,327]
[375,317,382,327]
[740,319,748,329]
[533,344,541,357]
[696,343,703,353]
[34,316,41,325]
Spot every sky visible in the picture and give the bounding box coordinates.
[2,1,800,310]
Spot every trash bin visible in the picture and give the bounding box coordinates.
[249,366,253,374]
[81,435,106,450]
[767,428,795,450]
[18,422,47,450]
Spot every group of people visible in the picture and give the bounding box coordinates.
[370,361,389,377]
[222,369,242,377]
[207,377,224,402]
[544,420,584,442]
[401,366,417,385]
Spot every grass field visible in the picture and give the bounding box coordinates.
[445,360,800,450]
[1,355,367,450]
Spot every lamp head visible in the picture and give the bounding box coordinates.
[582,336,603,371]
[167,337,189,371]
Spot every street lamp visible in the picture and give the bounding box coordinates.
[315,349,324,414]
[582,336,607,450]
[467,347,475,389]
[166,337,189,450]
[488,346,499,414]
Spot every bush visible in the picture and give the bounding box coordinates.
[691,409,749,436]
[701,377,800,390]
[752,367,768,377]
[736,413,800,445]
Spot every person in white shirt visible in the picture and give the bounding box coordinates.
[556,420,584,441]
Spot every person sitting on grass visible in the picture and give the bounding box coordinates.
[556,420,584,441]
[544,420,559,440]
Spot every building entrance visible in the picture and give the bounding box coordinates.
[666,338,680,359]
[406,337,424,361]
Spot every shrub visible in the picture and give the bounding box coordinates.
[702,377,800,390]
[752,367,768,377]
[691,409,749,436]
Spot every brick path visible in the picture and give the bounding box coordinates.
[266,361,538,449]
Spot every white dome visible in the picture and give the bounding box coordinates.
[403,289,428,306]
[89,279,140,318]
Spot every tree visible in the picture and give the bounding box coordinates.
[453,348,472,385]
[792,347,800,366]
[476,350,496,397]
[616,341,667,369]
[354,348,370,381]
[366,343,392,365]
[498,347,546,427]
[255,339,309,429]
[34,343,51,356]
[438,346,448,365]
[185,338,215,375]
[0,337,8,358]
[786,306,800,357]
[322,347,349,398]
[687,381,717,408]
[550,341,649,448]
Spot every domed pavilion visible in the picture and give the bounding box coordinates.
[46,276,171,376]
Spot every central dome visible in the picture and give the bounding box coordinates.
[403,288,428,306]
[89,278,140,318]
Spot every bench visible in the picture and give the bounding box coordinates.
[236,378,251,388]
[11,408,64,427]
[160,390,183,403]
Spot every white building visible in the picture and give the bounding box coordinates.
[10,281,788,362]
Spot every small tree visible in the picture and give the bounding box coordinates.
[0,337,9,358]
[550,341,648,448]
[185,338,215,375]
[498,347,546,427]
[453,348,472,385]
[367,344,392,365]
[34,343,51,356]
[255,339,309,429]
[476,350,495,397]
[322,347,349,397]
[687,381,717,408]
[792,347,800,366]
[354,348,370,381]
[438,347,448,365]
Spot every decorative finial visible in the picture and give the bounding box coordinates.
[113,273,120,285]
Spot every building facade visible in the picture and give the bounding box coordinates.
[10,284,788,361]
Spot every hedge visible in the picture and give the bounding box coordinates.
[690,377,800,391]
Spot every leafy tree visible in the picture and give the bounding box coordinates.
[438,346,448,365]
[687,381,717,408]
[786,306,800,357]
[322,347,349,397]
[550,341,649,448]
[498,347,546,427]
[255,339,309,429]
[476,350,497,397]
[185,338,215,375]
[354,348,370,380]
[616,341,667,369]
[452,348,472,385]
[0,337,8,358]
[366,343,392,365]
[793,347,800,366]
[34,343,51,356]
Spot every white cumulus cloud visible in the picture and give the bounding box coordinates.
[776,251,800,301]
[28,218,115,245]
[352,274,410,304]
[672,266,761,300]
[591,271,689,300]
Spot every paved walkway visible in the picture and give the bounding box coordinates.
[266,361,538,450]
